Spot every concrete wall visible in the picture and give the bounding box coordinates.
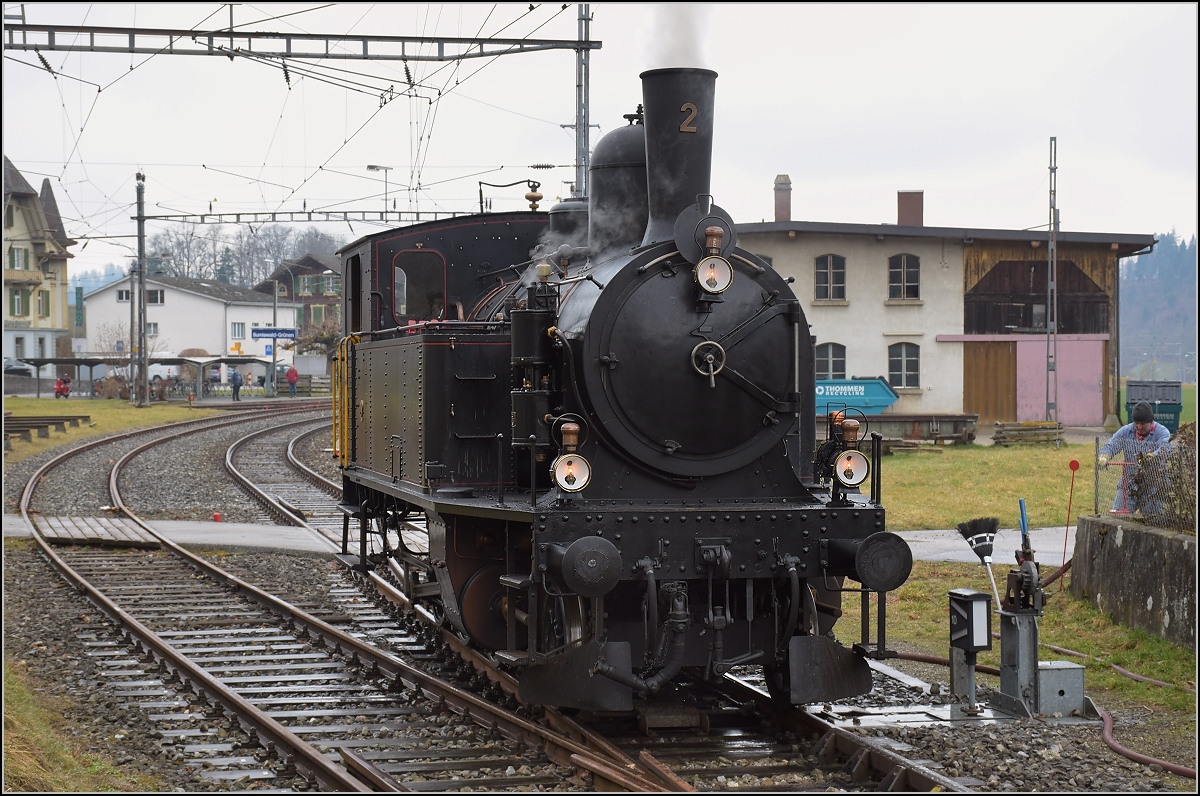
[1070,515,1196,648]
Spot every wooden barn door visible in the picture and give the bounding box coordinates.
[963,341,1016,425]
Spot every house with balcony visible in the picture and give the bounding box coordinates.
[254,253,341,334]
[4,156,74,377]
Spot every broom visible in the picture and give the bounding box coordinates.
[957,517,1002,608]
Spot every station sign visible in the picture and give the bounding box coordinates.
[251,328,298,339]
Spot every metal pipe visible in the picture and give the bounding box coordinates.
[595,593,688,695]
[496,433,505,504]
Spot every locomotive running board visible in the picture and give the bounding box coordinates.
[787,636,873,704]
[519,640,633,712]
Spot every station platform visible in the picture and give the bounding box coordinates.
[4,514,334,554]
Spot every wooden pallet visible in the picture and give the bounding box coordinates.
[991,421,1064,446]
[35,515,162,549]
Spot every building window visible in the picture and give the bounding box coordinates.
[311,305,325,326]
[231,322,246,339]
[9,288,29,316]
[814,343,846,379]
[8,247,30,269]
[36,289,50,317]
[393,266,408,315]
[36,337,46,358]
[888,342,920,388]
[13,336,25,357]
[298,275,320,295]
[323,274,341,295]
[146,289,164,305]
[815,254,846,300]
[146,322,159,337]
[117,289,131,302]
[276,281,289,296]
[888,254,920,299]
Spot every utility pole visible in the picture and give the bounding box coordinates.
[1045,138,1058,424]
[574,4,591,197]
[270,279,278,397]
[136,171,149,407]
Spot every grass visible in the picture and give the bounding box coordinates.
[843,560,1197,713]
[868,441,1098,531]
[2,395,223,468]
[3,659,167,792]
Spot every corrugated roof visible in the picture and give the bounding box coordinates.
[83,274,275,303]
[737,219,1157,258]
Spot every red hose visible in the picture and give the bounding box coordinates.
[1100,708,1196,779]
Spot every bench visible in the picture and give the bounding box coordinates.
[1,414,93,450]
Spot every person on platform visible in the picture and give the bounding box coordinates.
[229,367,243,402]
[286,365,299,398]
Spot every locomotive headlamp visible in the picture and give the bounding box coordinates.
[834,449,870,488]
[551,454,592,492]
[841,418,860,446]
[695,255,733,294]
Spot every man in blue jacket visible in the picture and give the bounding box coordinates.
[1098,402,1172,514]
[229,367,243,402]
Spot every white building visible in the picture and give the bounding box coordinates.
[738,181,1157,426]
[83,275,298,380]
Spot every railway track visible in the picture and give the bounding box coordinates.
[17,411,657,791]
[16,411,974,791]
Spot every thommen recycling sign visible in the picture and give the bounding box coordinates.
[814,378,899,415]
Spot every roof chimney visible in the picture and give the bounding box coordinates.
[898,190,923,226]
[774,174,792,222]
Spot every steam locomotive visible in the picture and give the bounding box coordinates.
[332,68,912,711]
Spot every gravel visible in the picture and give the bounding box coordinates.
[4,417,1195,792]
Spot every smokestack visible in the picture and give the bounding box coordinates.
[898,190,923,226]
[774,174,791,222]
[640,68,717,247]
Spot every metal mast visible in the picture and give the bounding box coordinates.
[1045,138,1059,424]
[574,4,592,197]
[135,171,149,408]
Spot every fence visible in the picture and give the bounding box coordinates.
[1094,422,1196,533]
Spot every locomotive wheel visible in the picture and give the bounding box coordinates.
[459,563,508,651]
[539,588,586,652]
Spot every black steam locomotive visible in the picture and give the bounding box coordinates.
[333,68,912,711]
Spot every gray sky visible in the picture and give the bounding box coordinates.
[4,2,1197,277]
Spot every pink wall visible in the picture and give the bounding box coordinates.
[1016,339,1105,425]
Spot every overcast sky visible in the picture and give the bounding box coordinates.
[3,2,1197,277]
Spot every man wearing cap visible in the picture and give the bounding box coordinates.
[1098,402,1172,514]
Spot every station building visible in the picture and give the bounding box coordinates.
[739,179,1156,426]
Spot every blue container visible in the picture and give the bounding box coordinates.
[815,378,899,416]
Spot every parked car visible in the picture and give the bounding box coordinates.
[109,354,178,383]
[3,358,35,377]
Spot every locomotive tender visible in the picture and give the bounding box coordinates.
[334,68,913,711]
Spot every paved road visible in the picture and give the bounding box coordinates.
[4,513,1075,565]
